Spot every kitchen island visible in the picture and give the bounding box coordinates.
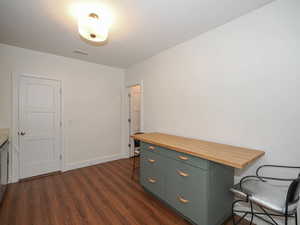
[132,132,265,225]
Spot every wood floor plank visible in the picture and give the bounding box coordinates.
[62,171,103,225]
[79,167,141,225]
[3,183,20,225]
[0,158,249,225]
[42,176,67,225]
[53,172,87,225]
[72,169,127,225]
[99,161,188,225]
[91,165,170,225]
[80,166,148,225]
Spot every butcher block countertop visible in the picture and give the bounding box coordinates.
[132,132,265,169]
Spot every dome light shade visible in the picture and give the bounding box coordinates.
[78,12,108,42]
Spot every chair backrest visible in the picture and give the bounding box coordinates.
[286,174,300,206]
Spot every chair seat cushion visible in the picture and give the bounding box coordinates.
[231,179,298,214]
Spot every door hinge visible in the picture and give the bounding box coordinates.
[128,143,131,148]
[128,118,131,123]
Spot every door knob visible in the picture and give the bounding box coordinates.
[19,131,26,136]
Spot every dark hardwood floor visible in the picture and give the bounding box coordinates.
[0,158,245,225]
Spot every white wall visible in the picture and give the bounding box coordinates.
[0,44,125,182]
[126,0,300,177]
[126,1,300,223]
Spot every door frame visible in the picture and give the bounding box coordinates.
[124,80,144,157]
[11,73,64,182]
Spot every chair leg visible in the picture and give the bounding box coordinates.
[231,199,242,225]
[232,200,236,225]
[295,212,298,225]
[131,156,136,179]
[285,215,288,225]
[232,199,249,225]
[249,201,254,225]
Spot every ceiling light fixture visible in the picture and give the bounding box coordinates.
[78,12,108,42]
[71,3,113,43]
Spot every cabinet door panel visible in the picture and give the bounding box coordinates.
[166,158,208,225]
[140,169,164,198]
[0,141,9,203]
[140,149,165,198]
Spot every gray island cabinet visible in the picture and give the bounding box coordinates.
[0,128,9,204]
[133,133,265,225]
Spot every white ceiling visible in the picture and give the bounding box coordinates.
[0,0,274,68]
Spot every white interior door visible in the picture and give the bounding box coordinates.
[127,85,141,156]
[19,76,62,179]
[130,85,141,134]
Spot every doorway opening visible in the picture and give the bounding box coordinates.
[127,84,142,157]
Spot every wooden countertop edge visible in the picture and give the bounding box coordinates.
[132,135,265,169]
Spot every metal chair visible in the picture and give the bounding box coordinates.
[131,132,144,179]
[231,165,300,225]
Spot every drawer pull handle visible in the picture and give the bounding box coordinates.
[148,159,156,163]
[177,195,190,204]
[177,170,189,177]
[148,146,155,150]
[177,155,189,161]
[147,177,157,183]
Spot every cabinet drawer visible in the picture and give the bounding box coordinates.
[163,149,209,170]
[166,159,208,225]
[140,165,164,198]
[140,148,164,172]
[140,170,164,198]
[141,142,209,170]
[140,149,165,198]
[141,142,161,154]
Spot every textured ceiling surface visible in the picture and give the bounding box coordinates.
[0,0,274,68]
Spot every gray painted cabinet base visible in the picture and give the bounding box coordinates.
[140,142,234,225]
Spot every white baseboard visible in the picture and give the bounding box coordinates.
[64,153,128,172]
